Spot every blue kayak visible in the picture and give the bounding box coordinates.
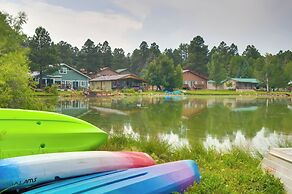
[24,160,201,194]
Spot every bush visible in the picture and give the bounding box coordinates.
[44,85,58,95]
[121,88,136,93]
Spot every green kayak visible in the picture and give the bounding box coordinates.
[0,109,108,159]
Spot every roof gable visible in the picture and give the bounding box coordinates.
[90,74,146,82]
[60,63,90,79]
[183,69,208,80]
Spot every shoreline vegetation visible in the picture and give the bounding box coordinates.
[99,135,285,194]
[33,89,292,98]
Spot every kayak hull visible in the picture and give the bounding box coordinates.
[0,151,155,191]
[0,109,108,159]
[24,160,201,194]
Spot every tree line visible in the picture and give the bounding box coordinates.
[1,11,291,92]
[27,26,292,90]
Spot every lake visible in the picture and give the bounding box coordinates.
[55,96,292,153]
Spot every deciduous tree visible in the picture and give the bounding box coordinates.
[0,12,37,108]
[144,55,182,90]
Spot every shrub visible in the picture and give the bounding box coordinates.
[121,88,136,93]
[44,85,58,95]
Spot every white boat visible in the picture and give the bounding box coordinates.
[262,148,292,193]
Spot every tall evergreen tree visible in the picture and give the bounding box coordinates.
[130,41,150,75]
[187,36,209,75]
[55,41,79,66]
[79,39,100,72]
[243,45,261,59]
[207,50,227,88]
[229,56,251,78]
[28,26,58,88]
[100,41,113,67]
[148,42,161,62]
[112,48,127,69]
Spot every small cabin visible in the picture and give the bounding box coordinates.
[224,78,259,91]
[207,78,259,91]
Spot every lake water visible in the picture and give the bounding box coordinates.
[55,96,292,153]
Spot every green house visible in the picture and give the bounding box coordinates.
[41,63,90,90]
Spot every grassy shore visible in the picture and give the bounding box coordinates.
[184,90,291,96]
[120,89,291,97]
[33,89,292,98]
[98,135,285,194]
[33,90,85,97]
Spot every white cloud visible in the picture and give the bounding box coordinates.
[0,0,142,51]
[111,0,152,20]
[1,0,291,54]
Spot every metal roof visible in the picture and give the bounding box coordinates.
[115,68,128,73]
[230,78,259,83]
[90,74,146,82]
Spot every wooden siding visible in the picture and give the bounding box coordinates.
[49,65,89,89]
[183,71,207,89]
[90,81,112,91]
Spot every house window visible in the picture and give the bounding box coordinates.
[59,67,67,74]
[81,81,86,86]
[202,81,204,84]
[65,81,71,89]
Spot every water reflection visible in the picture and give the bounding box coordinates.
[57,99,89,117]
[158,132,190,148]
[204,128,291,154]
[91,106,128,116]
[55,96,292,152]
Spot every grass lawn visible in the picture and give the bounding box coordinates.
[99,135,285,194]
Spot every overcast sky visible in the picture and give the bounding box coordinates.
[1,0,291,54]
